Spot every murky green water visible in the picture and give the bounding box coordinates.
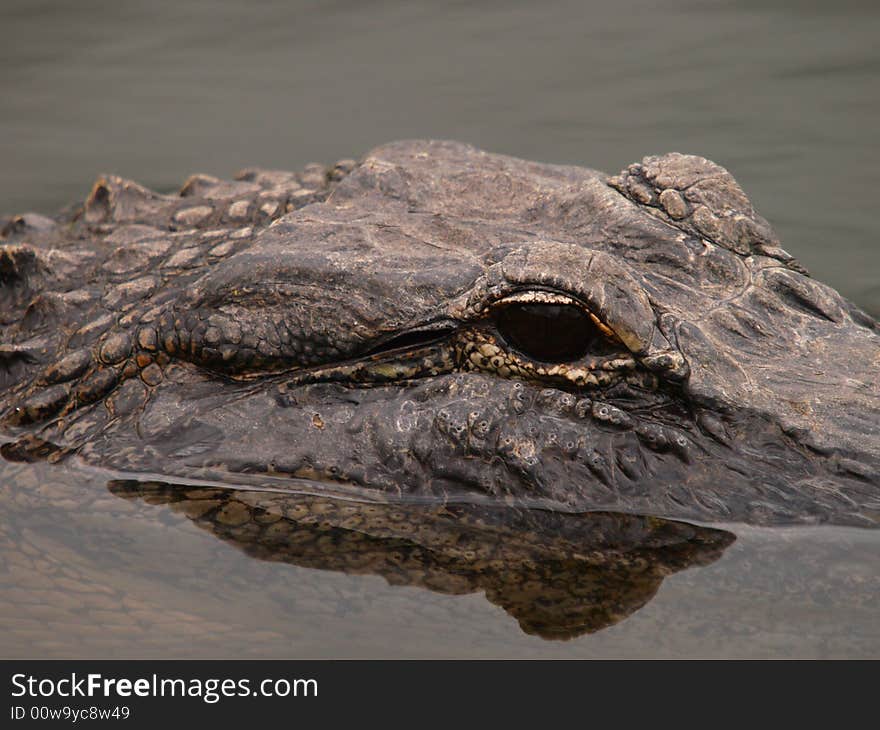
[1,0,878,657]
[1,459,878,658]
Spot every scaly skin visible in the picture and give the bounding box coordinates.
[1,140,879,526]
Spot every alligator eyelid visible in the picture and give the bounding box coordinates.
[587,312,618,341]
[489,291,620,346]
[361,324,459,357]
[489,288,585,309]
[488,289,619,341]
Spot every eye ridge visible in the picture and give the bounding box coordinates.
[494,302,604,363]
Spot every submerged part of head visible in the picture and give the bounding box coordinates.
[110,480,735,640]
[1,141,879,526]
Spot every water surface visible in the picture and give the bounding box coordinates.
[2,460,878,658]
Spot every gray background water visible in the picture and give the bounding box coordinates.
[2,0,878,313]
[1,0,878,658]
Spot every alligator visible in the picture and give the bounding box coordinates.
[1,140,879,526]
[108,480,733,639]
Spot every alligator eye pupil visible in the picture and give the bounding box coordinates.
[495,303,600,362]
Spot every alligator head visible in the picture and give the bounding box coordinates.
[2,140,879,525]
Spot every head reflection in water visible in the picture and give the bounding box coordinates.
[110,482,734,639]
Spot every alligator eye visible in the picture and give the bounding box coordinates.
[495,303,603,362]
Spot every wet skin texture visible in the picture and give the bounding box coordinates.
[1,140,878,526]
